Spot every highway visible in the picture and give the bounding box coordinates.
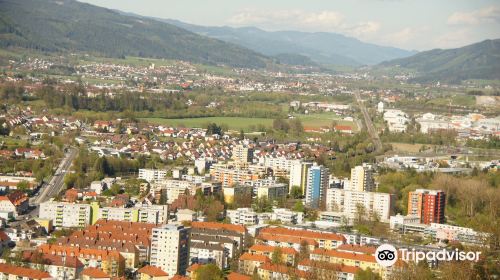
[32,147,78,205]
[354,90,383,152]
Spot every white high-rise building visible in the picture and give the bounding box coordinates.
[150,224,190,277]
[39,201,92,228]
[349,163,375,192]
[326,188,394,222]
[139,169,167,182]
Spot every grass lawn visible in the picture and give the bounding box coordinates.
[141,117,274,131]
[294,113,357,130]
[142,113,357,132]
[427,95,476,107]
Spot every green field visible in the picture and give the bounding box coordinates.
[141,117,274,131]
[141,113,357,132]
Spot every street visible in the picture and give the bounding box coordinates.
[31,147,78,205]
[354,90,383,152]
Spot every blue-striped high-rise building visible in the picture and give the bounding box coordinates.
[305,163,329,208]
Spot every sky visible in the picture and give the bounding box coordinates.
[79,0,500,51]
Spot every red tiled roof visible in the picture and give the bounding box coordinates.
[0,263,51,279]
[311,248,376,263]
[82,267,109,278]
[191,221,246,233]
[239,253,271,263]
[227,272,251,280]
[336,244,376,255]
[249,244,298,256]
[259,263,308,278]
[298,259,360,274]
[259,227,345,242]
[138,265,168,277]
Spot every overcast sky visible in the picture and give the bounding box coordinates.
[79,0,500,51]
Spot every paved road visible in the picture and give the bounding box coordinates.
[32,147,78,205]
[354,90,383,152]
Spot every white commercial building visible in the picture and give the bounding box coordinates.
[150,224,190,277]
[39,200,92,228]
[138,169,167,182]
[326,188,394,222]
[383,109,409,132]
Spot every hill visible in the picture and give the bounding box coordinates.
[161,19,416,66]
[0,0,269,68]
[379,39,500,83]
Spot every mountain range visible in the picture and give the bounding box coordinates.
[0,0,269,68]
[158,19,417,66]
[379,39,500,83]
[0,0,498,83]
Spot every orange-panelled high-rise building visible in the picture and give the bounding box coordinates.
[408,189,446,224]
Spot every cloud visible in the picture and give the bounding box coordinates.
[349,21,381,37]
[227,9,381,40]
[228,9,344,31]
[447,6,500,25]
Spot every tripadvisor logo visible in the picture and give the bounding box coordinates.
[375,244,398,267]
[375,243,482,267]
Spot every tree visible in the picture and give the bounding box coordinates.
[290,186,302,199]
[293,201,305,213]
[297,240,310,264]
[271,247,283,264]
[355,268,381,280]
[195,264,224,280]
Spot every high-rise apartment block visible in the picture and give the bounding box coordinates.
[408,189,446,224]
[289,161,312,195]
[349,163,375,192]
[150,224,190,277]
[305,164,329,208]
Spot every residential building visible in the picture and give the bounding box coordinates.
[232,145,254,163]
[139,169,168,183]
[37,244,125,277]
[305,164,329,208]
[0,191,29,217]
[39,201,92,228]
[150,224,190,277]
[249,244,297,265]
[137,265,169,280]
[226,208,258,225]
[349,164,375,192]
[408,189,446,224]
[238,253,270,276]
[325,188,395,222]
[23,252,84,280]
[289,161,312,195]
[191,222,247,253]
[256,184,287,202]
[256,227,345,251]
[0,263,53,280]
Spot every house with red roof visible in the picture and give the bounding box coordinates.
[137,265,169,280]
[0,191,29,217]
[0,263,53,279]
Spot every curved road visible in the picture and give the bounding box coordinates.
[354,90,383,152]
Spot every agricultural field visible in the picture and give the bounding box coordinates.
[141,112,357,132]
[141,117,274,131]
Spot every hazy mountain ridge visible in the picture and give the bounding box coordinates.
[160,19,417,66]
[0,0,270,68]
[380,39,500,83]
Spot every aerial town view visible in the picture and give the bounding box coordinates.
[0,0,498,279]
